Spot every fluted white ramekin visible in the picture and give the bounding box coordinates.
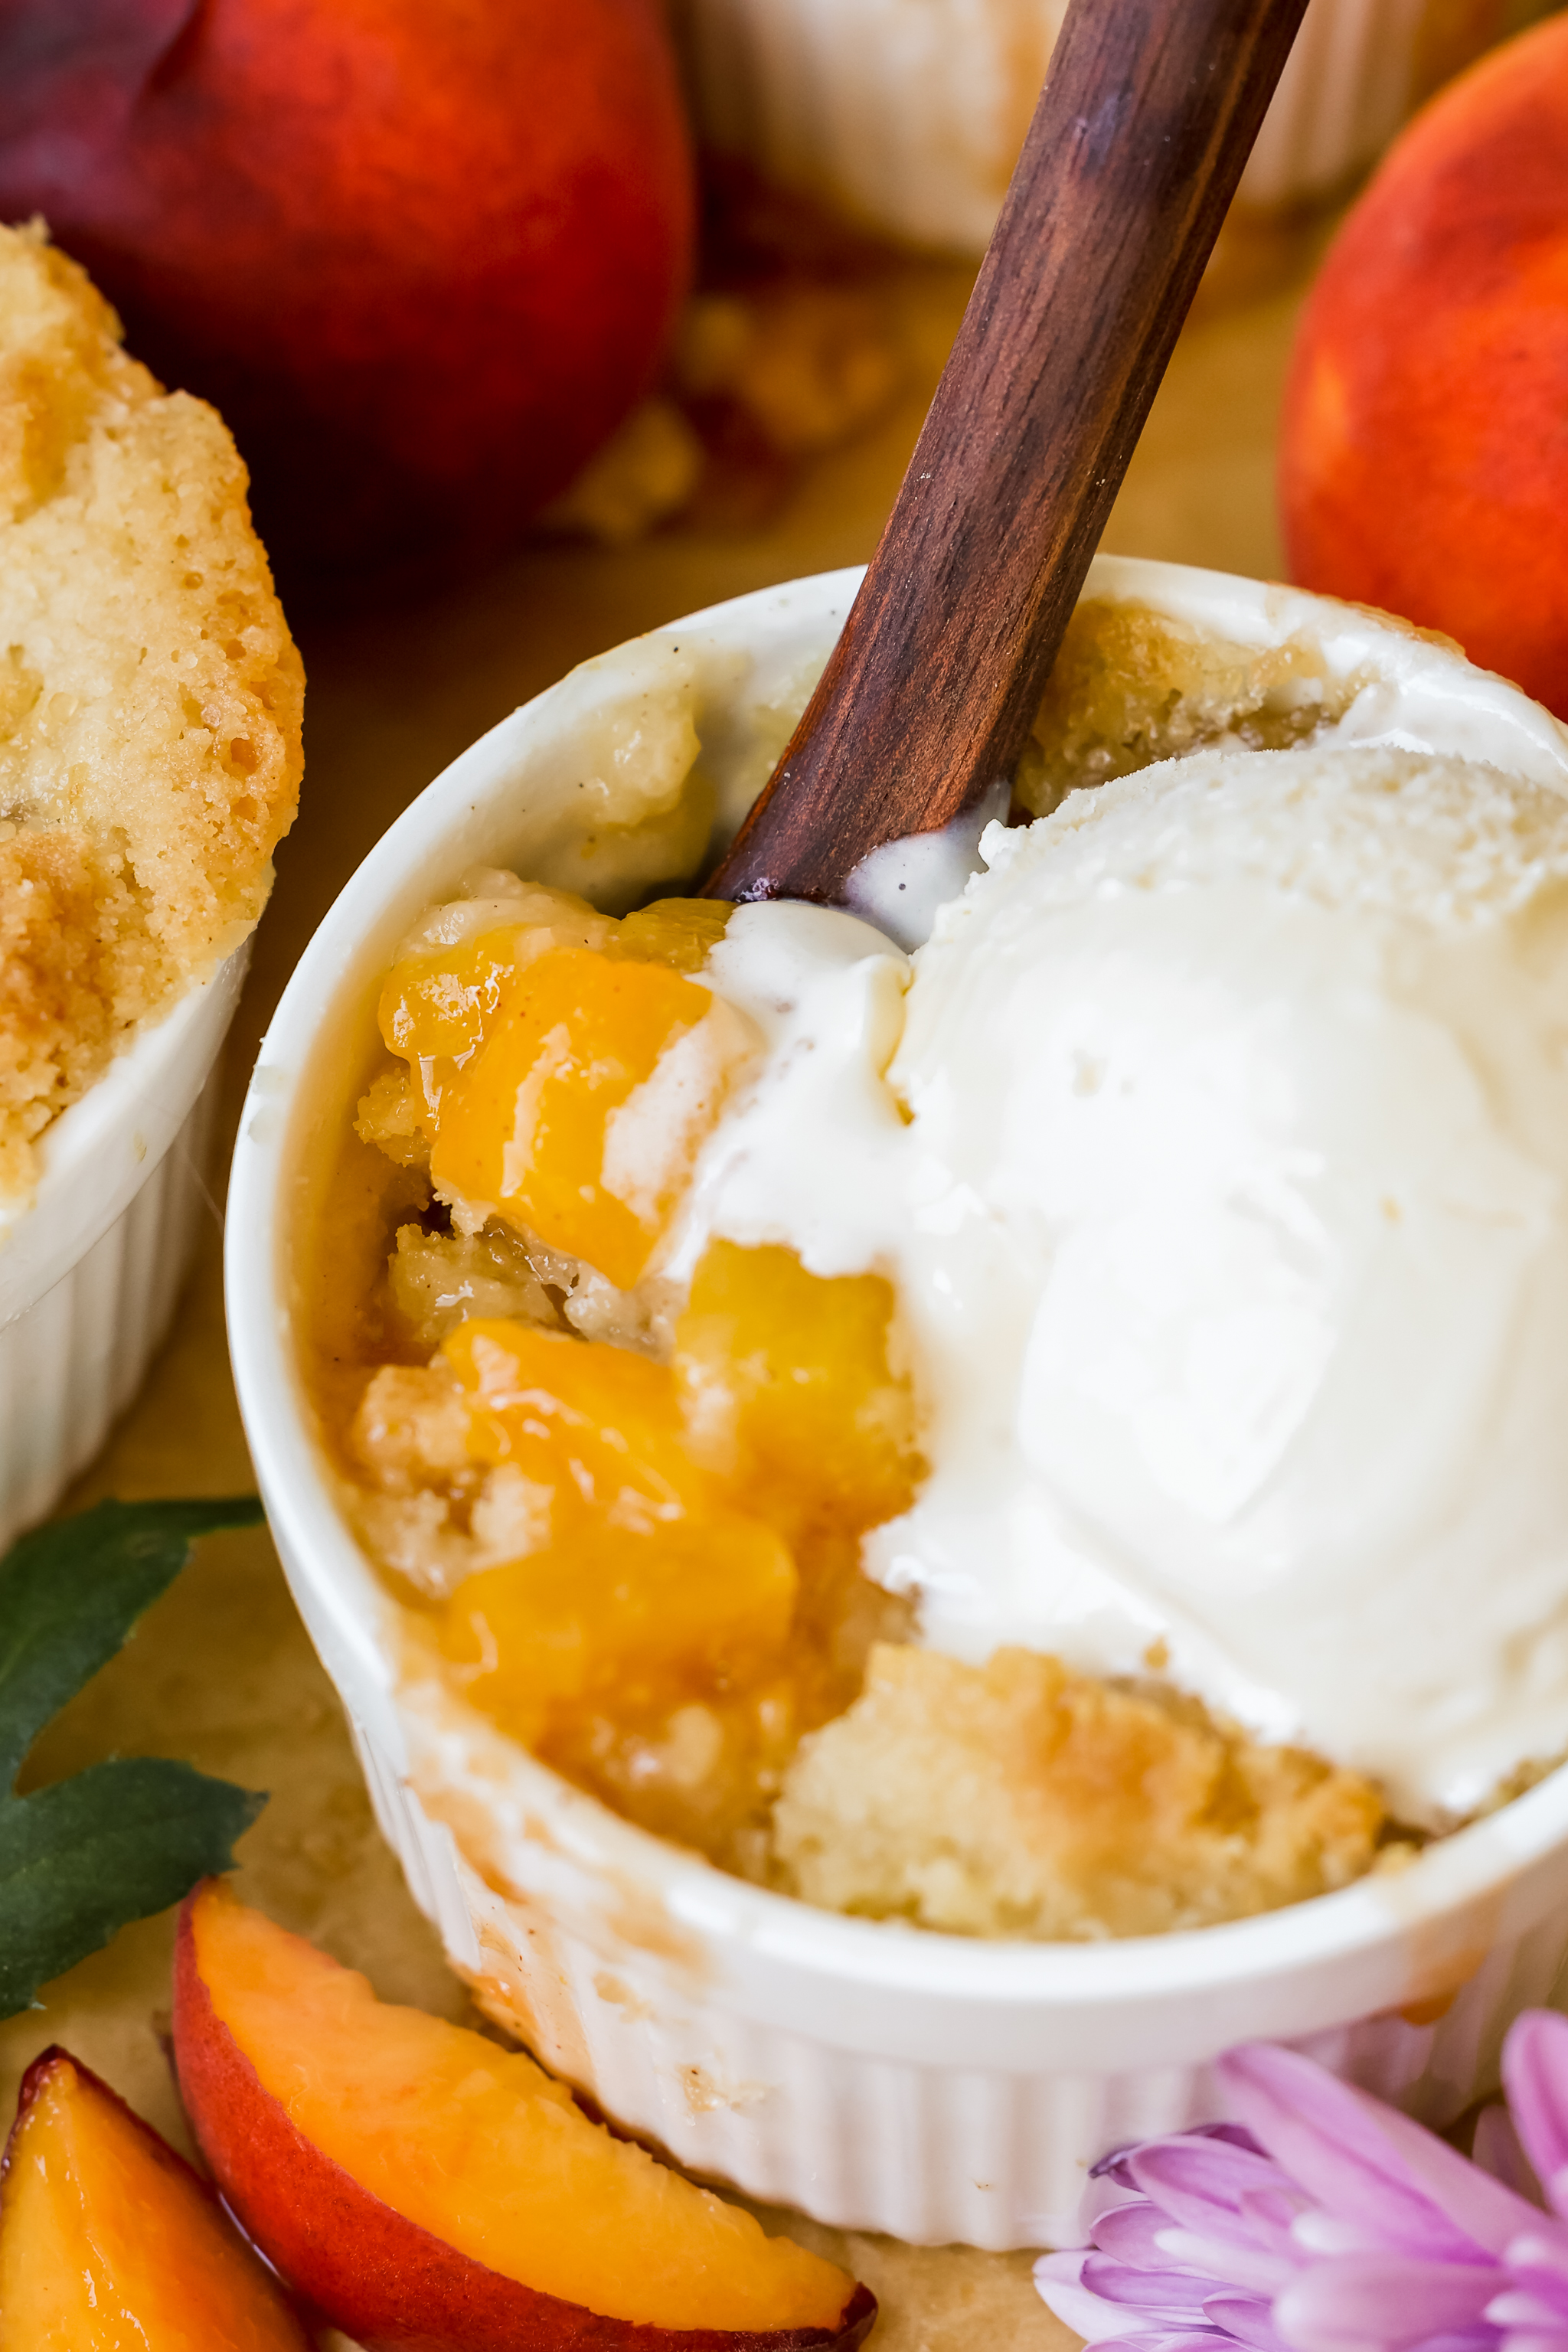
[228,559,1568,2250]
[0,949,246,1550]
[672,0,1503,250]
[1241,0,1502,210]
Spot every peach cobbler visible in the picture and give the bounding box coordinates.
[293,590,1568,1941]
[310,867,1387,1936]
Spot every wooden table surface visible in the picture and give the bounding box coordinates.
[0,241,1314,2349]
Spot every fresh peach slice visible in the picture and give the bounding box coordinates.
[0,2043,310,2350]
[173,1880,875,2351]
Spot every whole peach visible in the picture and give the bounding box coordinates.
[1279,14,1568,717]
[0,0,694,577]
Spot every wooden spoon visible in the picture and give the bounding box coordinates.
[705,0,1310,931]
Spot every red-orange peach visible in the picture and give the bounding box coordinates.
[1279,13,1568,717]
[0,2043,311,2349]
[172,1879,876,2351]
[0,0,694,576]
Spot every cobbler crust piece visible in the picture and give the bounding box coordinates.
[1017,597,1366,817]
[0,222,303,1191]
[773,1644,1385,1939]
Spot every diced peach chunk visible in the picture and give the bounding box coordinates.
[444,1313,700,1513]
[438,1318,796,1733]
[378,925,534,1080]
[376,900,743,1289]
[675,1239,923,1538]
[609,896,733,973]
[433,947,720,1285]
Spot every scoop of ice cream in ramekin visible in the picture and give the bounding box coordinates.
[228,555,1568,2249]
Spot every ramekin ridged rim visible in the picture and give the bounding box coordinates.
[0,948,247,1327]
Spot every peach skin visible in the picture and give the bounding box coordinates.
[0,2043,311,2350]
[0,0,694,577]
[1280,14,1568,717]
[172,1878,877,2352]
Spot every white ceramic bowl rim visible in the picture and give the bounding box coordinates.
[31,963,231,1186]
[0,952,245,1327]
[227,558,1568,2017]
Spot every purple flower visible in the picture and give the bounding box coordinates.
[1037,2011,1568,2352]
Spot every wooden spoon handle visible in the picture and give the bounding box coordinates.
[707,0,1310,910]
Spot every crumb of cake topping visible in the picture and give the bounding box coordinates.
[0,221,302,1189]
[387,1223,558,1350]
[349,1489,479,1602]
[370,1212,678,1363]
[1018,599,1365,818]
[773,1645,1384,1938]
[350,1364,475,1496]
[356,1069,430,1171]
[348,1464,558,1605]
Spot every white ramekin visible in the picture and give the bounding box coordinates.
[1240,0,1502,210]
[0,949,246,1550]
[672,0,1503,250]
[227,558,1568,2251]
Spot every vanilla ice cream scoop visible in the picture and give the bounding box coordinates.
[693,745,1568,1822]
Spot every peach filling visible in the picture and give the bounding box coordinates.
[436,1316,798,1734]
[341,892,923,1863]
[420,1237,922,1858]
[380,895,743,1288]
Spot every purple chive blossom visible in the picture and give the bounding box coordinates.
[1037,2011,1568,2352]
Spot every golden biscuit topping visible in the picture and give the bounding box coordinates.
[774,1645,1387,1939]
[0,223,303,1190]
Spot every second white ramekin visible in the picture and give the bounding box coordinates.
[672,0,1504,250]
[228,558,1568,2249]
[0,950,246,1550]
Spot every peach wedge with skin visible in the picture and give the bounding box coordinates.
[172,1879,876,2351]
[0,2043,311,2350]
